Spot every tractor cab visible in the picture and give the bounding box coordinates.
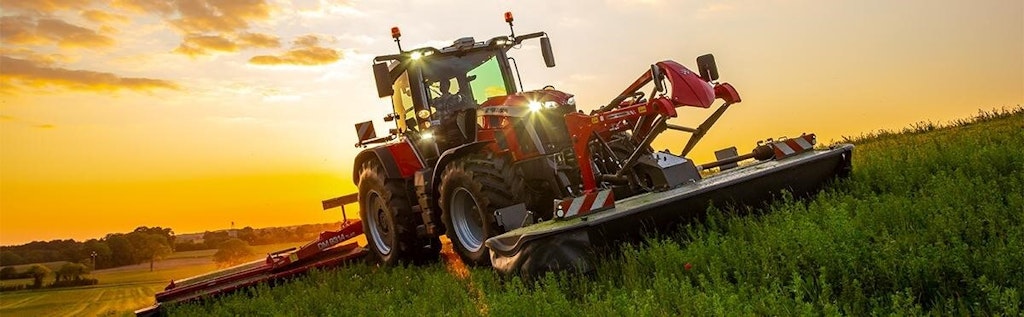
[368,25,555,165]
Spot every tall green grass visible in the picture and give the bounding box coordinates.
[170,107,1023,316]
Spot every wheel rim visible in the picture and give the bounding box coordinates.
[450,188,485,252]
[365,191,392,255]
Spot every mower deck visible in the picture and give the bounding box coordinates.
[487,144,854,276]
[135,221,368,316]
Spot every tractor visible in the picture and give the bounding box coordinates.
[136,14,853,313]
[352,12,756,267]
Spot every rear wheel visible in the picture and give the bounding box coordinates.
[439,153,518,266]
[358,161,439,265]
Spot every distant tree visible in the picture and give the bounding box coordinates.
[237,226,257,244]
[82,239,112,269]
[26,264,50,288]
[203,231,231,249]
[213,238,255,267]
[133,234,173,272]
[105,234,136,267]
[133,227,175,250]
[0,266,16,280]
[55,263,89,282]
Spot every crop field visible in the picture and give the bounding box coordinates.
[0,242,302,316]
[168,108,1022,316]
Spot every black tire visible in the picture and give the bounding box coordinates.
[357,161,439,265]
[439,153,518,266]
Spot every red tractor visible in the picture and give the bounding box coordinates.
[136,13,853,313]
[347,13,853,272]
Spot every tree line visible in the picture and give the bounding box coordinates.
[1,222,344,269]
[0,226,174,270]
[173,222,344,252]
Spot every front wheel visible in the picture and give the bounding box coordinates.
[439,153,518,266]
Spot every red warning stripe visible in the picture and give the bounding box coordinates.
[770,134,816,159]
[553,189,615,219]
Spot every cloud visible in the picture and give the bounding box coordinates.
[237,32,281,48]
[173,32,281,57]
[173,34,239,56]
[292,34,323,47]
[0,15,115,49]
[248,34,341,66]
[117,0,278,57]
[80,10,130,25]
[112,0,175,15]
[0,56,178,93]
[169,0,273,34]
[0,47,75,65]
[2,0,97,13]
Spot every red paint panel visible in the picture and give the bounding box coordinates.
[386,141,423,178]
[658,60,716,108]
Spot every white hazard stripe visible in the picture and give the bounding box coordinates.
[564,194,587,217]
[590,190,611,211]
[793,136,813,150]
[771,134,817,159]
[776,142,796,155]
[556,189,615,218]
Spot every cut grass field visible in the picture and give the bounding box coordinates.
[0,242,302,316]
[170,108,1022,316]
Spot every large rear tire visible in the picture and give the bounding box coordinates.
[439,153,518,266]
[358,161,439,265]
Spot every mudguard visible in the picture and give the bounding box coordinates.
[430,141,494,192]
[353,146,404,183]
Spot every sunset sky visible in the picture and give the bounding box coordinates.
[1,0,1021,245]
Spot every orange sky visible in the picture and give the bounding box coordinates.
[1,0,1021,245]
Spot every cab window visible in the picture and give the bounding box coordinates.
[391,71,417,131]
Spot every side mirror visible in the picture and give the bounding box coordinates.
[373,63,394,97]
[650,64,665,93]
[540,37,556,67]
[696,54,719,81]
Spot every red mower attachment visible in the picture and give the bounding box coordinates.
[135,220,367,316]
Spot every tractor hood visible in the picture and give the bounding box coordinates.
[478,89,576,117]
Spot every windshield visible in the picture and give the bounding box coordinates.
[422,50,510,106]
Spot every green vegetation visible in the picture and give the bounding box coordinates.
[171,108,1022,316]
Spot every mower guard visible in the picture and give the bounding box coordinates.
[486,144,854,276]
[135,221,367,316]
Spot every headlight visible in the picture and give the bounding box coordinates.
[420,131,434,140]
[417,109,431,119]
[566,96,575,106]
[528,101,542,112]
[543,101,559,109]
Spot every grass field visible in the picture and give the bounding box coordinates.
[168,108,1022,316]
[0,242,302,316]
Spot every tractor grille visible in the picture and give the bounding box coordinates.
[515,111,571,155]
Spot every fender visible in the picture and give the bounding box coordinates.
[429,140,494,193]
[352,146,404,184]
